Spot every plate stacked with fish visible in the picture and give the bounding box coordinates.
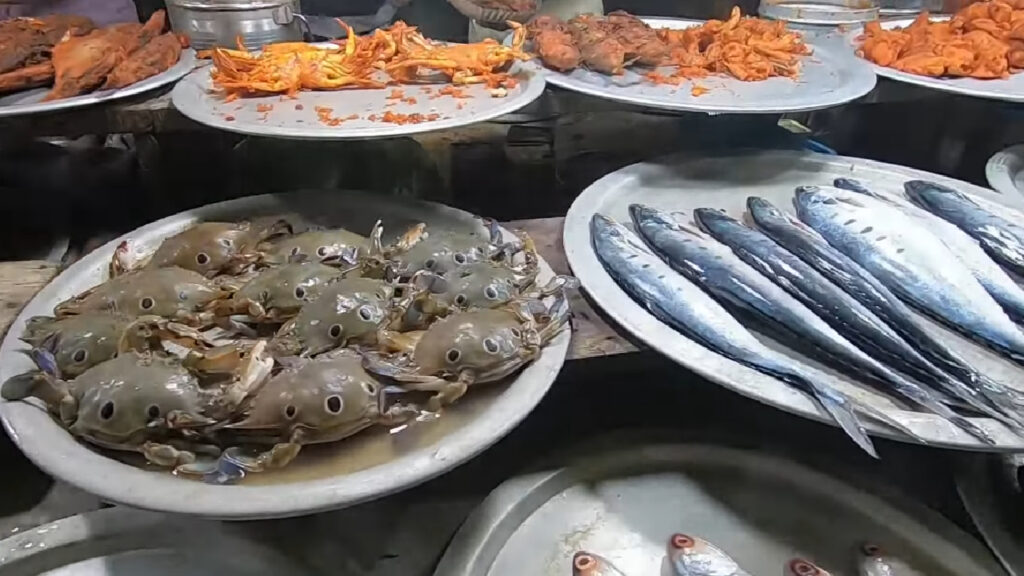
[565,150,1024,454]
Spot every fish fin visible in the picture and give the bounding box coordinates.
[848,399,927,446]
[812,389,880,458]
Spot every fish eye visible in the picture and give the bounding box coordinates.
[283,404,298,419]
[178,290,188,301]
[196,252,210,265]
[147,404,161,419]
[574,554,595,571]
[454,294,468,306]
[358,306,374,321]
[99,401,115,421]
[294,286,307,299]
[484,286,499,300]
[483,338,499,354]
[219,237,233,248]
[671,534,694,549]
[72,349,88,363]
[139,297,155,311]
[324,395,343,414]
[861,543,880,556]
[316,246,329,258]
[789,560,818,576]
[424,258,436,270]
[361,381,377,395]
[453,252,467,264]
[328,324,343,339]
[446,348,461,363]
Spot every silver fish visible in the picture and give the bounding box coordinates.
[835,177,1024,324]
[667,533,750,576]
[794,186,1024,365]
[591,213,881,457]
[905,179,1024,278]
[689,207,994,444]
[857,543,924,576]
[572,551,627,576]
[786,558,833,576]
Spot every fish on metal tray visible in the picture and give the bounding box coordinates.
[572,551,628,576]
[631,204,986,445]
[835,177,1024,325]
[591,213,886,457]
[747,196,1024,430]
[794,186,1024,368]
[667,533,750,576]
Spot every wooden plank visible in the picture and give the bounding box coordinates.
[0,218,634,360]
[0,261,58,339]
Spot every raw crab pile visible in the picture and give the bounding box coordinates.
[2,214,574,484]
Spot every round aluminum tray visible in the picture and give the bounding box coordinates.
[436,443,1003,575]
[956,455,1024,576]
[563,150,1024,451]
[0,190,570,519]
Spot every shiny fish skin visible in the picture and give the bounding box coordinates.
[905,179,1024,278]
[572,551,627,576]
[667,533,750,576]
[794,186,1024,366]
[748,196,1024,430]
[591,213,879,457]
[857,543,924,576]
[835,177,1024,324]
[692,208,995,444]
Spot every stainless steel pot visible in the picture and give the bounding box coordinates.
[166,0,307,50]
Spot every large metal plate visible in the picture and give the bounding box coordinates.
[171,58,545,140]
[846,18,1024,103]
[0,507,310,576]
[956,455,1024,576]
[563,150,1024,450]
[0,50,197,118]
[436,443,1003,575]
[0,190,570,519]
[537,18,877,114]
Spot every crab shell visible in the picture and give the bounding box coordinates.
[54,267,230,323]
[258,228,369,265]
[221,262,344,322]
[21,314,135,379]
[270,277,397,356]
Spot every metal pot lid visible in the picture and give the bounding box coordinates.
[759,0,880,25]
[168,0,294,11]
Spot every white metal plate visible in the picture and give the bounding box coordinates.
[171,58,545,140]
[563,150,1024,450]
[536,17,877,113]
[846,18,1024,102]
[0,50,197,118]
[0,190,570,519]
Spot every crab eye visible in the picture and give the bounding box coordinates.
[72,349,88,363]
[446,348,461,363]
[361,381,378,395]
[147,404,161,419]
[139,297,155,311]
[328,324,343,339]
[196,252,210,266]
[316,246,329,258]
[99,401,115,421]
[324,395,343,414]
[453,252,467,265]
[484,286,499,300]
[483,338,499,354]
[358,306,374,321]
[454,294,468,306]
[294,286,307,299]
[283,404,298,419]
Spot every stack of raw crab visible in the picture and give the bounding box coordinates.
[1,215,573,484]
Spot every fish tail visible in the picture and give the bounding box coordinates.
[779,368,879,458]
[847,399,928,447]
[887,375,997,444]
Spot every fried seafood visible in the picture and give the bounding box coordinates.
[4,214,572,482]
[102,32,182,90]
[385,21,531,87]
[859,1,1024,78]
[527,7,810,82]
[0,14,94,75]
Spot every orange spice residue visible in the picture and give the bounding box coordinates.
[387,88,406,100]
[691,85,709,97]
[432,85,470,99]
[403,97,418,104]
[372,111,441,124]
[315,105,355,126]
[256,103,274,113]
[420,87,434,94]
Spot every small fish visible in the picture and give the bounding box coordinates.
[591,213,880,457]
[835,177,1024,324]
[693,207,994,444]
[857,543,924,576]
[748,196,1024,429]
[795,186,1024,367]
[667,533,750,576]
[905,179,1024,278]
[572,551,627,576]
[786,558,832,576]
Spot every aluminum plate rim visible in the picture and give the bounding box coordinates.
[435,443,1003,575]
[562,149,1024,451]
[0,189,569,520]
[0,50,198,118]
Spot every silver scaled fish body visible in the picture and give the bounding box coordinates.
[591,213,881,457]
[667,533,750,576]
[572,550,628,576]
